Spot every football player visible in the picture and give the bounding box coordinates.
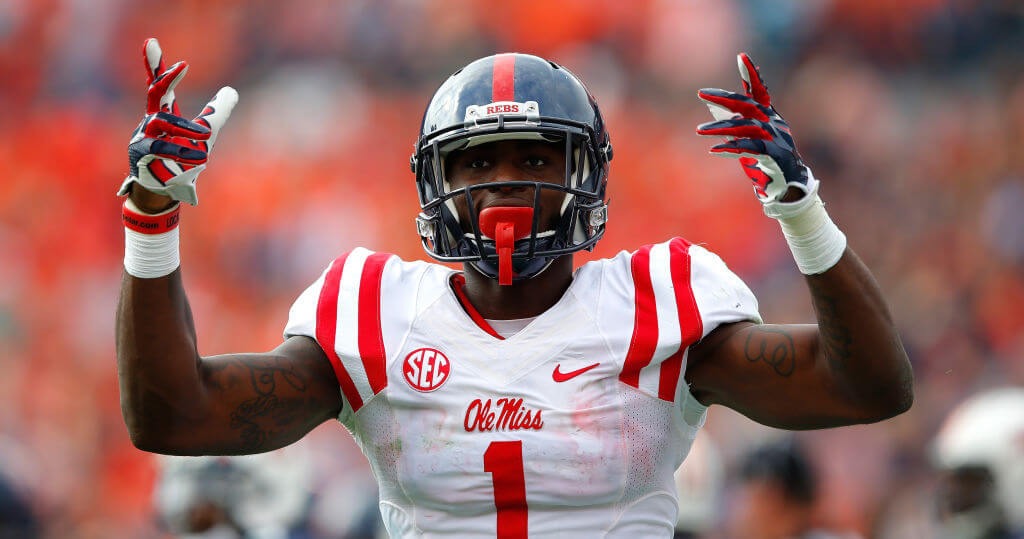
[117,39,913,537]
[931,388,1024,539]
[728,441,859,539]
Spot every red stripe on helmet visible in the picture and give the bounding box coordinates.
[492,54,516,102]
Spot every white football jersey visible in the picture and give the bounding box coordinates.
[284,237,761,538]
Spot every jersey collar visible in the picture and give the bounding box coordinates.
[450,273,505,340]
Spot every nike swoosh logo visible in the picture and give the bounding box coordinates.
[552,362,599,382]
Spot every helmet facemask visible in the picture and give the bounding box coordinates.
[415,117,609,283]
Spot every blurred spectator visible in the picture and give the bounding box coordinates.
[155,445,313,538]
[931,388,1024,539]
[727,441,859,539]
[0,469,37,537]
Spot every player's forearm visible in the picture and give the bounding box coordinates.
[116,269,208,450]
[806,248,913,420]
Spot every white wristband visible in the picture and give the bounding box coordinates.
[766,193,847,275]
[123,200,181,278]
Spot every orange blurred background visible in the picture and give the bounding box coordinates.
[0,0,1022,536]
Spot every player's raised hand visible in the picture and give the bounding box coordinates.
[695,53,817,205]
[118,38,238,208]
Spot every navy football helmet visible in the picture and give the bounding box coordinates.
[412,53,613,283]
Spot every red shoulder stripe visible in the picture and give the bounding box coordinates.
[620,244,658,387]
[358,252,392,393]
[658,238,702,401]
[315,253,364,411]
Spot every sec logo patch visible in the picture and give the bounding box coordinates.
[402,348,450,392]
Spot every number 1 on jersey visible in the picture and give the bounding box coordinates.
[484,441,528,538]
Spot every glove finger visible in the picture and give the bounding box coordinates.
[696,119,771,140]
[148,138,208,165]
[738,53,771,107]
[142,38,165,86]
[144,112,212,140]
[709,138,768,159]
[143,38,181,115]
[193,87,239,149]
[146,61,188,114]
[697,89,769,122]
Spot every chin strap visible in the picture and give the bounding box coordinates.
[478,207,534,285]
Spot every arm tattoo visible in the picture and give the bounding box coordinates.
[808,279,853,371]
[222,356,310,451]
[744,327,796,377]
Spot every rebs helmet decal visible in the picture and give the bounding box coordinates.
[412,53,613,284]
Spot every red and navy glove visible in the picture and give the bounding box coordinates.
[696,53,818,206]
[117,38,238,206]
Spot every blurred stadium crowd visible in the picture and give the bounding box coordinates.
[0,0,1022,536]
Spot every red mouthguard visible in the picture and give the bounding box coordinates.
[478,207,534,286]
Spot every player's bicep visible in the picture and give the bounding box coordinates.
[685,322,869,429]
[175,336,342,455]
